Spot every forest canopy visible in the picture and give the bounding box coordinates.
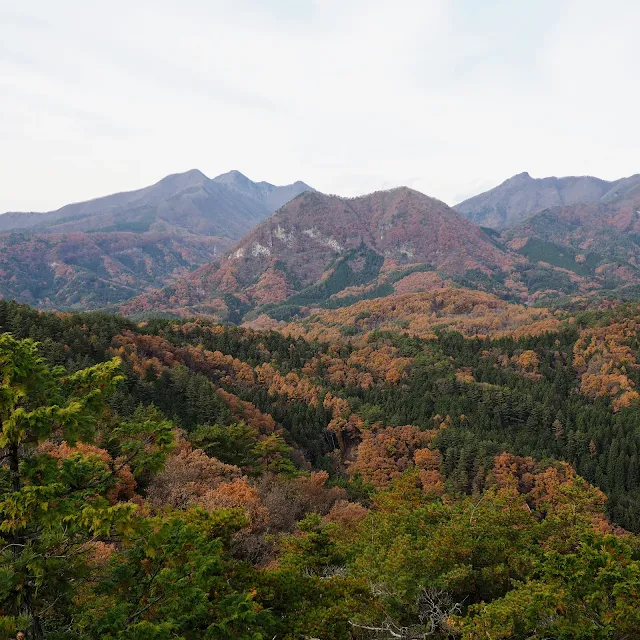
[2,298,640,639]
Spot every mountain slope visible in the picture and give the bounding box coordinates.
[0,231,225,308]
[0,170,312,309]
[503,190,640,301]
[121,187,523,320]
[0,169,313,236]
[456,171,640,230]
[0,169,209,232]
[281,287,560,343]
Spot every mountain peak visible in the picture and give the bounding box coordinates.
[121,185,516,321]
[213,170,254,186]
[166,168,208,180]
[508,171,532,182]
[212,170,314,212]
[455,171,624,230]
[182,168,209,179]
[155,168,210,190]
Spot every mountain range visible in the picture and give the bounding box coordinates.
[0,170,312,308]
[119,187,521,321]
[456,171,640,230]
[3,167,640,317]
[455,171,640,305]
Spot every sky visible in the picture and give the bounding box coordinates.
[1,0,640,212]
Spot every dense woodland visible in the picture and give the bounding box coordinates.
[3,298,640,638]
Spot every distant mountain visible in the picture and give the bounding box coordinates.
[456,171,640,230]
[0,169,314,236]
[502,184,640,304]
[8,167,640,315]
[0,170,312,309]
[213,170,314,213]
[0,169,211,232]
[121,187,522,321]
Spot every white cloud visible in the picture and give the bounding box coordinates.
[0,0,638,212]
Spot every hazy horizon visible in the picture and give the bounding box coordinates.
[2,0,639,212]
[4,165,640,217]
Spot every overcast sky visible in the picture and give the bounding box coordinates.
[2,0,639,212]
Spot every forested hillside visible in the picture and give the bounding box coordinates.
[5,172,640,318]
[3,297,640,638]
[119,187,526,320]
[453,171,640,308]
[0,170,312,310]
[120,181,640,323]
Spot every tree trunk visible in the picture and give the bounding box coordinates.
[9,442,20,493]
